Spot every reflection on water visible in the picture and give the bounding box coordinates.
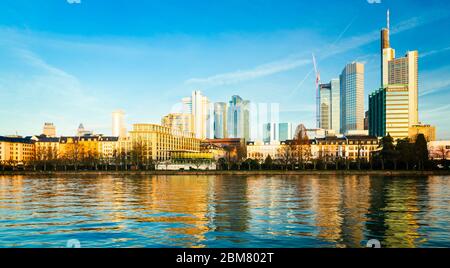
[0,175,449,248]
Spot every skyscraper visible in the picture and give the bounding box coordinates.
[381,10,395,88]
[184,91,212,139]
[340,62,365,134]
[369,85,410,140]
[278,123,293,142]
[388,51,419,125]
[227,95,251,141]
[318,78,340,133]
[369,10,420,139]
[43,123,56,137]
[319,83,331,130]
[112,110,127,137]
[380,10,419,126]
[330,78,341,134]
[214,102,227,139]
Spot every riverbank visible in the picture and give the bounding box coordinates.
[1,170,450,176]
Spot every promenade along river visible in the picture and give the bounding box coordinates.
[0,174,449,248]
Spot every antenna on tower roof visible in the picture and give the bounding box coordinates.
[387,9,390,31]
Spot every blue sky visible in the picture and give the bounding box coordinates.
[1,0,450,139]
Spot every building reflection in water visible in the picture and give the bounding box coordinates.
[0,174,449,248]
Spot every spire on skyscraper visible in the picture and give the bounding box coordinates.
[387,9,390,31]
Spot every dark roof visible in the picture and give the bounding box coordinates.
[0,136,34,144]
[35,135,60,142]
[346,135,378,140]
[99,136,119,142]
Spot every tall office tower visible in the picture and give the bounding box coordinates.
[185,90,212,139]
[369,85,410,140]
[112,110,127,137]
[182,97,192,114]
[214,102,227,139]
[43,123,56,137]
[278,123,293,142]
[161,113,193,134]
[380,10,419,126]
[319,83,331,130]
[381,10,395,88]
[388,51,419,125]
[340,62,365,134]
[227,95,251,141]
[318,79,340,133]
[330,78,341,134]
[262,123,277,143]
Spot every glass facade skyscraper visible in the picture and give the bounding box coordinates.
[227,95,251,141]
[213,102,227,139]
[318,78,340,133]
[340,62,365,134]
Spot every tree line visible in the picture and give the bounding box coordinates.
[0,134,448,172]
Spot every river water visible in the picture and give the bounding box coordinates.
[0,175,449,248]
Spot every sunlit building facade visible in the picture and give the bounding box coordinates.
[162,113,194,134]
[43,123,56,137]
[409,124,436,142]
[369,85,410,141]
[112,110,127,137]
[319,79,340,133]
[340,62,365,135]
[0,136,35,165]
[214,102,227,139]
[227,95,251,141]
[129,124,200,161]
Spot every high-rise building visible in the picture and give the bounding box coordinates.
[319,83,331,130]
[214,102,227,139]
[388,51,419,125]
[380,10,419,126]
[278,123,293,142]
[340,62,365,134]
[262,123,277,143]
[77,123,93,136]
[318,78,340,133]
[227,95,251,141]
[162,113,193,134]
[112,110,127,137]
[369,85,410,141]
[43,123,56,137]
[370,10,420,139]
[183,91,212,140]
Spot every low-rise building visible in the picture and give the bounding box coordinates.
[129,124,200,161]
[33,135,60,160]
[0,136,35,166]
[98,136,119,159]
[409,124,436,142]
[428,141,450,160]
[247,141,285,161]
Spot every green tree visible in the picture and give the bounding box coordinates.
[414,134,429,170]
[264,155,273,170]
[396,138,414,170]
[379,134,396,170]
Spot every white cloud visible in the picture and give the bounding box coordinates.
[186,11,449,88]
[67,0,81,4]
[185,57,310,87]
[421,47,450,58]
[420,66,450,97]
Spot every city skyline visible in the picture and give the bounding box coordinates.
[1,1,450,139]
